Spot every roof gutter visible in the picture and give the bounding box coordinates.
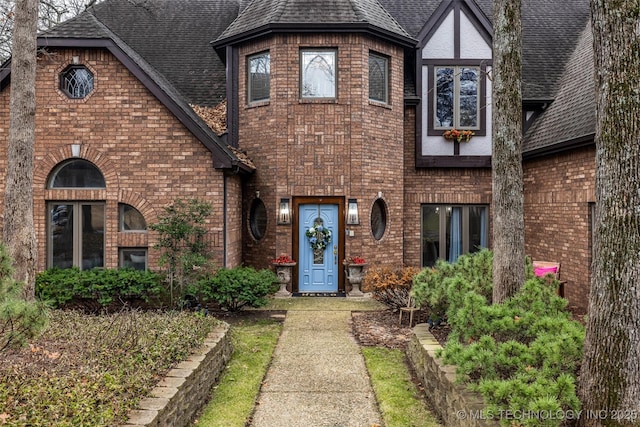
[212,22,417,59]
[523,134,594,161]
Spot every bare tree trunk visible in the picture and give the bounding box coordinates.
[491,0,525,304]
[579,1,640,424]
[3,0,38,299]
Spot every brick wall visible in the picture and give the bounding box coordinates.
[123,324,233,427]
[237,34,405,270]
[523,145,596,311]
[0,48,237,271]
[402,106,493,268]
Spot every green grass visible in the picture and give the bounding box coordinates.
[194,319,282,426]
[362,347,442,427]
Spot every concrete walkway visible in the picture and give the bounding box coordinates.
[250,299,383,427]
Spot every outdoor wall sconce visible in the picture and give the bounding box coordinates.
[347,198,359,225]
[278,198,291,225]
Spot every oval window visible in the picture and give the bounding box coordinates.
[371,198,387,240]
[249,199,267,240]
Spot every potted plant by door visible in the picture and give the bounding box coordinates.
[272,255,296,297]
[344,256,367,297]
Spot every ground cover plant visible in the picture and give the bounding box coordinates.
[194,318,282,426]
[0,310,220,426]
[362,347,442,427]
[412,250,585,426]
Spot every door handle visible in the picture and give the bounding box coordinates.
[334,245,337,264]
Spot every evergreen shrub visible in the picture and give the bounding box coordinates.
[412,250,585,426]
[412,249,494,322]
[198,266,277,311]
[362,265,419,310]
[35,267,163,312]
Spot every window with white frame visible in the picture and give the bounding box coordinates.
[369,52,389,103]
[421,204,488,267]
[434,66,479,129]
[248,51,270,103]
[301,49,336,99]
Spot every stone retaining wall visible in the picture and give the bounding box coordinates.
[407,324,500,427]
[122,323,233,427]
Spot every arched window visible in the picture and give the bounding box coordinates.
[48,159,106,189]
[119,204,147,231]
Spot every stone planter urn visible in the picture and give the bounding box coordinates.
[345,262,367,297]
[273,262,296,297]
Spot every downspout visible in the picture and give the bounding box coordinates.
[223,172,228,267]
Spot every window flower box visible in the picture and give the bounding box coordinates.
[443,128,474,143]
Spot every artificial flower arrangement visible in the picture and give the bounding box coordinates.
[271,255,296,264]
[443,128,475,143]
[344,256,366,265]
[305,224,332,251]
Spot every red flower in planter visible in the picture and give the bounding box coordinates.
[344,256,366,265]
[272,255,296,264]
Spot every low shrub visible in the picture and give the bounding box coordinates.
[416,250,585,426]
[362,265,419,310]
[36,267,164,312]
[0,244,48,352]
[198,266,277,311]
[412,249,494,320]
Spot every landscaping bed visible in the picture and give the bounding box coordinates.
[0,310,221,426]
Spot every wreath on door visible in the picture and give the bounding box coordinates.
[306,221,332,252]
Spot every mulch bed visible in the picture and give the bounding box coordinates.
[351,309,450,349]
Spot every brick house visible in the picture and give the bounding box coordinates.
[0,0,595,309]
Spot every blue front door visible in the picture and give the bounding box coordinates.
[299,204,339,292]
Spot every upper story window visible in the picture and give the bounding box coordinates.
[301,49,336,99]
[248,51,270,103]
[60,65,94,99]
[369,52,389,104]
[434,66,479,129]
[48,159,105,189]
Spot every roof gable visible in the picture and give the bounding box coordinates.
[34,8,251,173]
[419,2,492,60]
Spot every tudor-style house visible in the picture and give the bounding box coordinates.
[0,0,594,310]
